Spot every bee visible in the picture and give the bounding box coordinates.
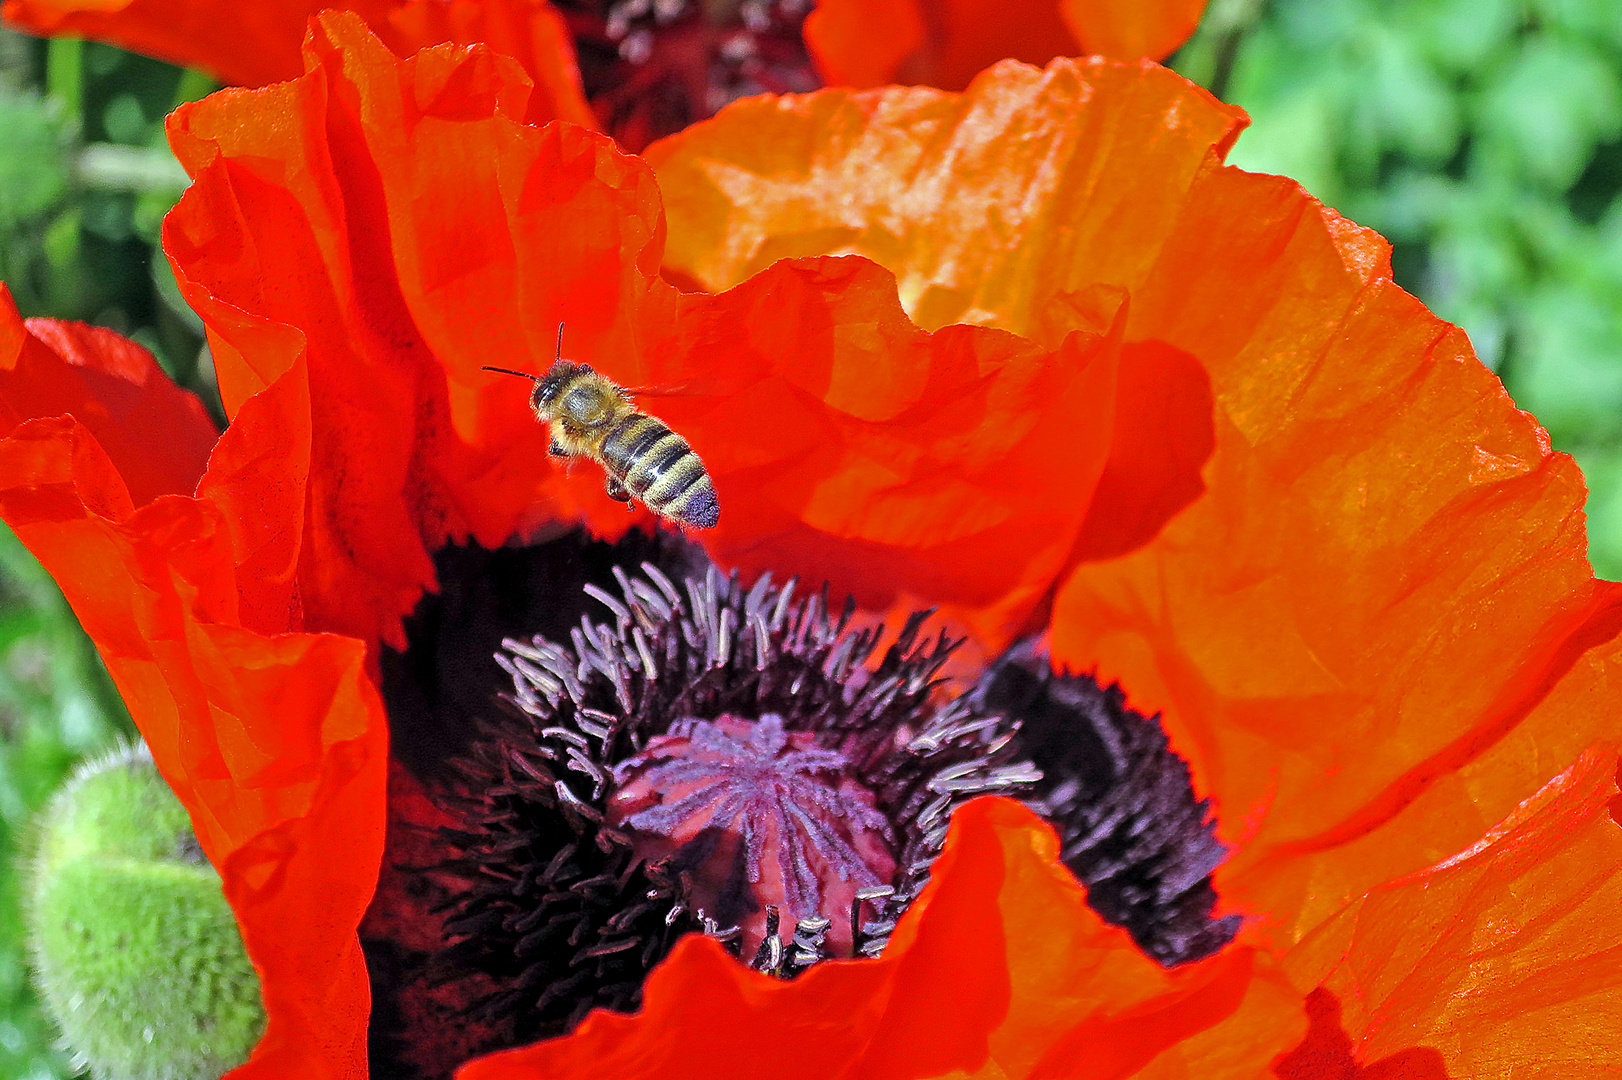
[483,330,720,530]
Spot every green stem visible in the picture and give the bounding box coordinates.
[45,37,84,121]
[1168,0,1269,99]
[75,143,189,194]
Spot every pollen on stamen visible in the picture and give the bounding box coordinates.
[607,713,896,957]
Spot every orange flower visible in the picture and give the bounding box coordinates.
[3,13,1620,1079]
[1,0,1205,143]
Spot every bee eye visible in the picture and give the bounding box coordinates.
[533,377,563,408]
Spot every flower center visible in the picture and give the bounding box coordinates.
[559,0,820,150]
[607,713,896,957]
[364,531,1242,1079]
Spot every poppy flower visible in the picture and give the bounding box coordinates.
[2,0,1207,149]
[4,11,1622,1080]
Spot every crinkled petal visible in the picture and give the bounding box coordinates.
[1050,164,1619,947]
[645,60,1246,339]
[458,797,1304,1080]
[165,13,1127,652]
[165,14,591,649]
[0,311,388,1080]
[673,257,1122,650]
[1282,746,1622,1078]
[378,0,592,128]
[0,284,216,507]
[648,61,1236,607]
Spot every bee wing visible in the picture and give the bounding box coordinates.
[614,379,704,398]
[614,371,756,399]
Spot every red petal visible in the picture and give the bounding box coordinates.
[164,11,632,648]
[1071,339,1214,563]
[648,62,1243,635]
[2,0,596,107]
[0,284,216,507]
[674,257,1121,651]
[806,0,1078,91]
[459,797,1303,1080]
[0,310,389,1080]
[801,0,924,89]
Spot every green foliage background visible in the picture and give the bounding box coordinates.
[0,31,212,1080]
[4,0,1622,1074]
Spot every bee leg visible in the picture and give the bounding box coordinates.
[604,477,634,509]
[548,438,572,458]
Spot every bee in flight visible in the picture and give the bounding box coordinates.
[483,330,720,530]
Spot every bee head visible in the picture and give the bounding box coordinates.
[532,360,587,413]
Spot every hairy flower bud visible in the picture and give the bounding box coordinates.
[25,744,264,1080]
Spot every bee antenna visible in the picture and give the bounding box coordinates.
[554,323,565,362]
[481,366,540,381]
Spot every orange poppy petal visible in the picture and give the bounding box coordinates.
[1283,746,1622,1076]
[1050,162,1617,945]
[164,12,613,649]
[459,797,1304,1080]
[646,61,1238,622]
[1059,0,1207,63]
[0,318,388,1080]
[0,284,216,508]
[644,60,1246,338]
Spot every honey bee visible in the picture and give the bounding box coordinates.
[484,331,720,529]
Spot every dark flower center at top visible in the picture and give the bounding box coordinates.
[363,531,1241,1080]
[556,0,820,150]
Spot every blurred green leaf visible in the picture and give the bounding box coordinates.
[1474,37,1622,192]
[0,89,71,227]
[0,29,225,1073]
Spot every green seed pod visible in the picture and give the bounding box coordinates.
[25,743,264,1080]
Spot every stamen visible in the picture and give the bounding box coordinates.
[969,640,1242,965]
[367,533,1241,1078]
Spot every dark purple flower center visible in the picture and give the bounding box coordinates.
[557,0,821,150]
[365,531,1242,1079]
[608,713,895,955]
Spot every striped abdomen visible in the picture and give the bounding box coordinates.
[597,412,720,529]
